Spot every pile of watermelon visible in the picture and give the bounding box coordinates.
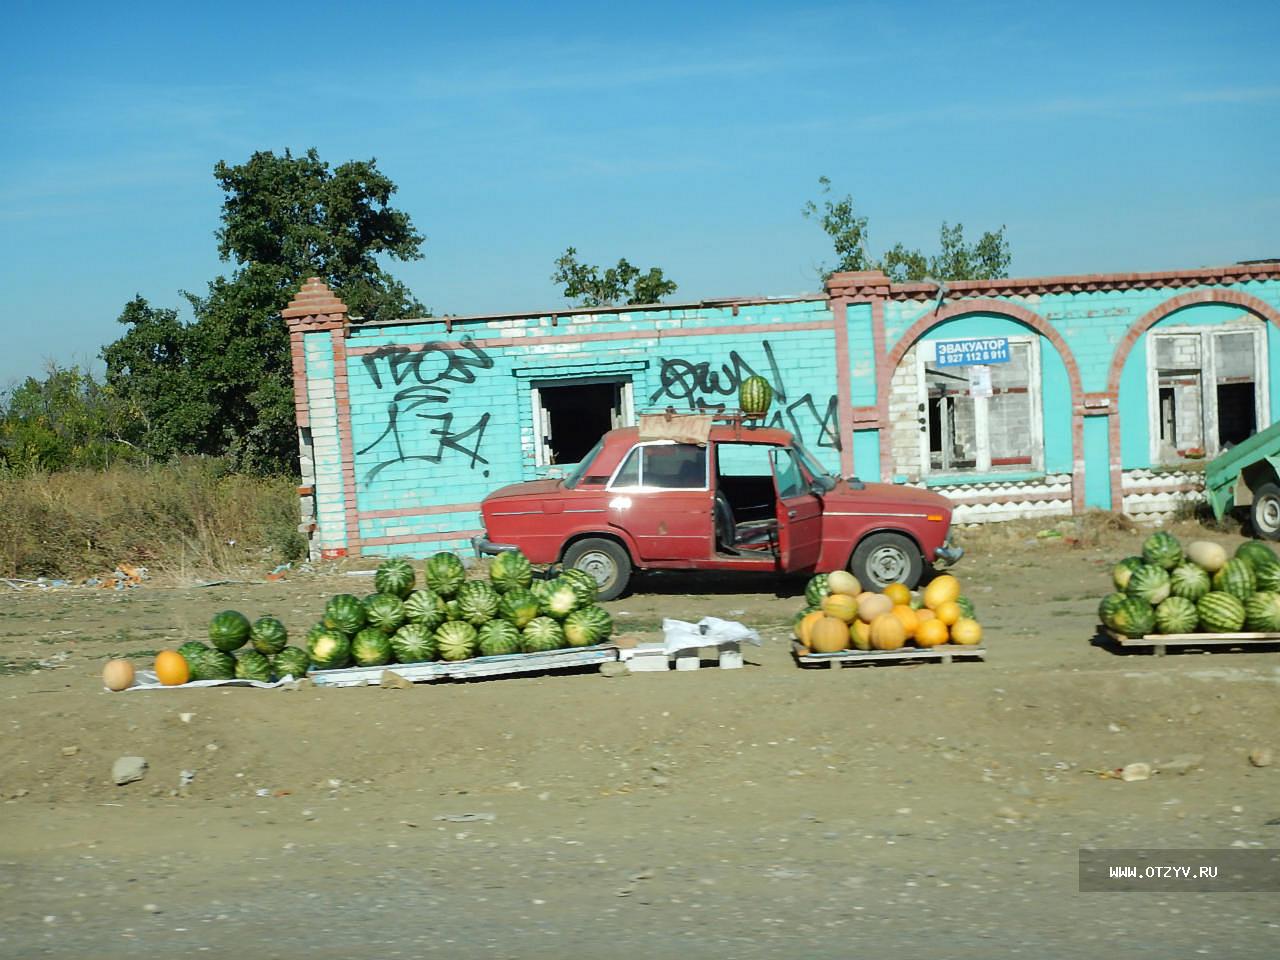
[303,550,614,672]
[1099,532,1280,638]
[175,611,310,682]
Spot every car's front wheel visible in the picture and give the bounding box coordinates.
[849,531,923,590]
[563,538,633,601]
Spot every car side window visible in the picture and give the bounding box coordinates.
[647,444,706,489]
[770,448,806,500]
[609,443,707,490]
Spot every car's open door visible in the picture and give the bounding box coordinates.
[769,447,822,571]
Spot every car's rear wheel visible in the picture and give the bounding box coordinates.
[1251,483,1280,541]
[850,532,923,590]
[563,538,633,601]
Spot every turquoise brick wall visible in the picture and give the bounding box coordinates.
[297,275,1280,554]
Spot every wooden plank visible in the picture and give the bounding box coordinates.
[310,644,619,687]
[792,640,985,668]
[1102,627,1280,657]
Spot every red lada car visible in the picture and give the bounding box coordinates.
[473,420,962,600]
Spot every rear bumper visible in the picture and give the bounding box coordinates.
[472,534,519,558]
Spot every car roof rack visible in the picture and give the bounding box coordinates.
[640,404,769,425]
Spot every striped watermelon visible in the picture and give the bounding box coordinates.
[1197,591,1246,633]
[1168,563,1211,602]
[955,596,977,619]
[1256,561,1280,594]
[456,581,500,625]
[390,623,436,663]
[208,610,252,652]
[477,620,522,657]
[1243,591,1280,632]
[436,621,478,661]
[403,589,447,630]
[1109,597,1155,639]
[521,616,565,653]
[351,627,393,667]
[563,604,613,647]
[1125,564,1171,604]
[1142,530,1183,570]
[374,558,416,599]
[425,552,467,598]
[1154,596,1198,635]
[805,574,832,608]
[1098,592,1128,630]
[739,375,773,416]
[1211,558,1256,601]
[489,550,533,593]
[1112,557,1145,591]
[560,567,599,607]
[499,588,541,629]
[1235,540,1278,574]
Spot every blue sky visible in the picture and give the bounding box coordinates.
[2,0,1277,386]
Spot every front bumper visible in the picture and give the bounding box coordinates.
[472,534,519,558]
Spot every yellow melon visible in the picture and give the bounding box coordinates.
[869,612,906,650]
[950,618,983,645]
[914,618,950,648]
[849,618,872,650]
[809,616,850,653]
[934,600,962,626]
[923,574,961,610]
[821,592,859,624]
[914,607,937,624]
[890,604,919,639]
[882,582,911,606]
[826,570,862,597]
[857,593,894,624]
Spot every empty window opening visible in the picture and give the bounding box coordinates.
[533,379,633,466]
[1149,324,1267,462]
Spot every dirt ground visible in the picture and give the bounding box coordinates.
[2,518,1278,959]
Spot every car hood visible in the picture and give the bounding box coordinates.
[483,478,564,502]
[827,479,953,513]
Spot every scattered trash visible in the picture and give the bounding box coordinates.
[1249,747,1274,768]
[179,770,195,787]
[96,563,148,590]
[266,563,292,582]
[433,812,496,823]
[61,746,79,757]
[1120,762,1152,782]
[255,788,271,797]
[1156,754,1203,776]
[661,617,761,655]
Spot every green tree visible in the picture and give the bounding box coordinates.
[104,148,426,473]
[0,364,140,472]
[552,247,678,307]
[804,177,1011,283]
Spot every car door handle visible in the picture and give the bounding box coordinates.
[787,510,798,519]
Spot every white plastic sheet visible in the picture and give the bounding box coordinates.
[661,617,761,655]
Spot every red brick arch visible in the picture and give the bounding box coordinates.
[879,298,1087,510]
[1104,289,1280,512]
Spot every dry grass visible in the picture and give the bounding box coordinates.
[0,458,304,581]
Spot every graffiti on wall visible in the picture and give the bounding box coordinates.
[356,337,495,483]
[649,341,841,451]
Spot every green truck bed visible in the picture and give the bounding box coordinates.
[1204,419,1280,520]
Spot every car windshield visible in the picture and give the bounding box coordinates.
[561,437,606,490]
[793,442,837,492]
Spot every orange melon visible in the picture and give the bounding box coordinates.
[914,607,937,624]
[923,574,961,610]
[890,604,919,639]
[155,650,190,686]
[797,610,826,646]
[950,618,983,646]
[914,618,950,648]
[869,612,906,650]
[809,616,850,653]
[882,582,911,606]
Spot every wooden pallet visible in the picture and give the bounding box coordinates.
[309,644,619,688]
[792,640,986,668]
[1103,627,1280,656]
